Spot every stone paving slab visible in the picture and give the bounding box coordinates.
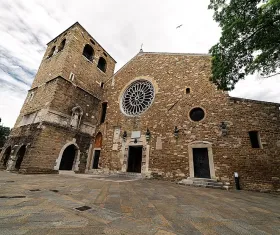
[0,171,280,235]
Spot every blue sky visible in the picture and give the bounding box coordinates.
[1,0,280,127]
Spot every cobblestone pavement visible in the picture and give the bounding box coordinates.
[0,171,280,235]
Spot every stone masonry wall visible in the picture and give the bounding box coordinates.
[226,98,280,191]
[49,78,100,125]
[14,79,57,127]
[100,52,280,191]
[0,124,42,170]
[0,122,92,174]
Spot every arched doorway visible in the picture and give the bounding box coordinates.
[2,146,11,168]
[59,144,77,170]
[92,132,102,169]
[15,145,26,170]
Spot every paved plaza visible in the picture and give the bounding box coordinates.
[0,171,280,235]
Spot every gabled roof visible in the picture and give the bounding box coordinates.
[108,51,211,82]
[137,51,211,57]
[229,96,280,106]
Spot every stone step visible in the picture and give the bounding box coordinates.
[191,184,224,189]
[192,181,224,186]
[86,171,143,179]
[114,172,143,178]
[188,177,218,182]
[182,182,224,187]
[59,170,75,175]
[178,177,230,190]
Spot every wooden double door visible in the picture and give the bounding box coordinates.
[193,148,210,178]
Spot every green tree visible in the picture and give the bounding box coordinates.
[0,118,10,148]
[208,0,280,90]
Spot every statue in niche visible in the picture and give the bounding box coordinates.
[70,106,83,129]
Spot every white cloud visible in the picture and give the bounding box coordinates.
[0,0,279,128]
[230,74,280,103]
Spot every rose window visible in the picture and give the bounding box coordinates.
[121,80,155,116]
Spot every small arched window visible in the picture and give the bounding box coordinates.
[97,57,107,73]
[58,39,66,52]
[48,46,56,58]
[82,44,94,62]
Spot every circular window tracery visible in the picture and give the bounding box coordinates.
[189,107,205,121]
[121,80,155,116]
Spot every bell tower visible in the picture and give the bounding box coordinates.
[0,22,116,173]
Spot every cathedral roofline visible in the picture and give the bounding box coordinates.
[106,52,140,83]
[106,51,211,84]
[138,51,211,57]
[46,22,116,63]
[106,51,280,106]
[229,96,280,106]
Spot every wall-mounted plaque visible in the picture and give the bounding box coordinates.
[113,127,120,142]
[156,137,163,150]
[131,131,141,139]
[112,144,118,150]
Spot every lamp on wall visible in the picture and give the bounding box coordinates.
[122,131,127,141]
[174,126,179,139]
[220,122,227,136]
[145,128,151,142]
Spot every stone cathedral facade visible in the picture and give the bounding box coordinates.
[1,22,280,192]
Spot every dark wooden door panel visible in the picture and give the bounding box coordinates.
[193,148,210,178]
[127,146,142,173]
[93,150,100,169]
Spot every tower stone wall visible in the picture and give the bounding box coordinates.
[0,22,116,173]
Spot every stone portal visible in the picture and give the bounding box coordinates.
[91,132,102,169]
[15,145,26,170]
[127,146,143,173]
[59,144,77,170]
[2,146,11,168]
[92,150,100,169]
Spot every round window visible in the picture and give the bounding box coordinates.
[189,107,205,121]
[121,80,155,116]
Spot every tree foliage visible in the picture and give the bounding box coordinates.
[0,120,10,148]
[208,0,280,90]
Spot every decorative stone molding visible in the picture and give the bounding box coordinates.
[70,106,83,129]
[121,134,150,174]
